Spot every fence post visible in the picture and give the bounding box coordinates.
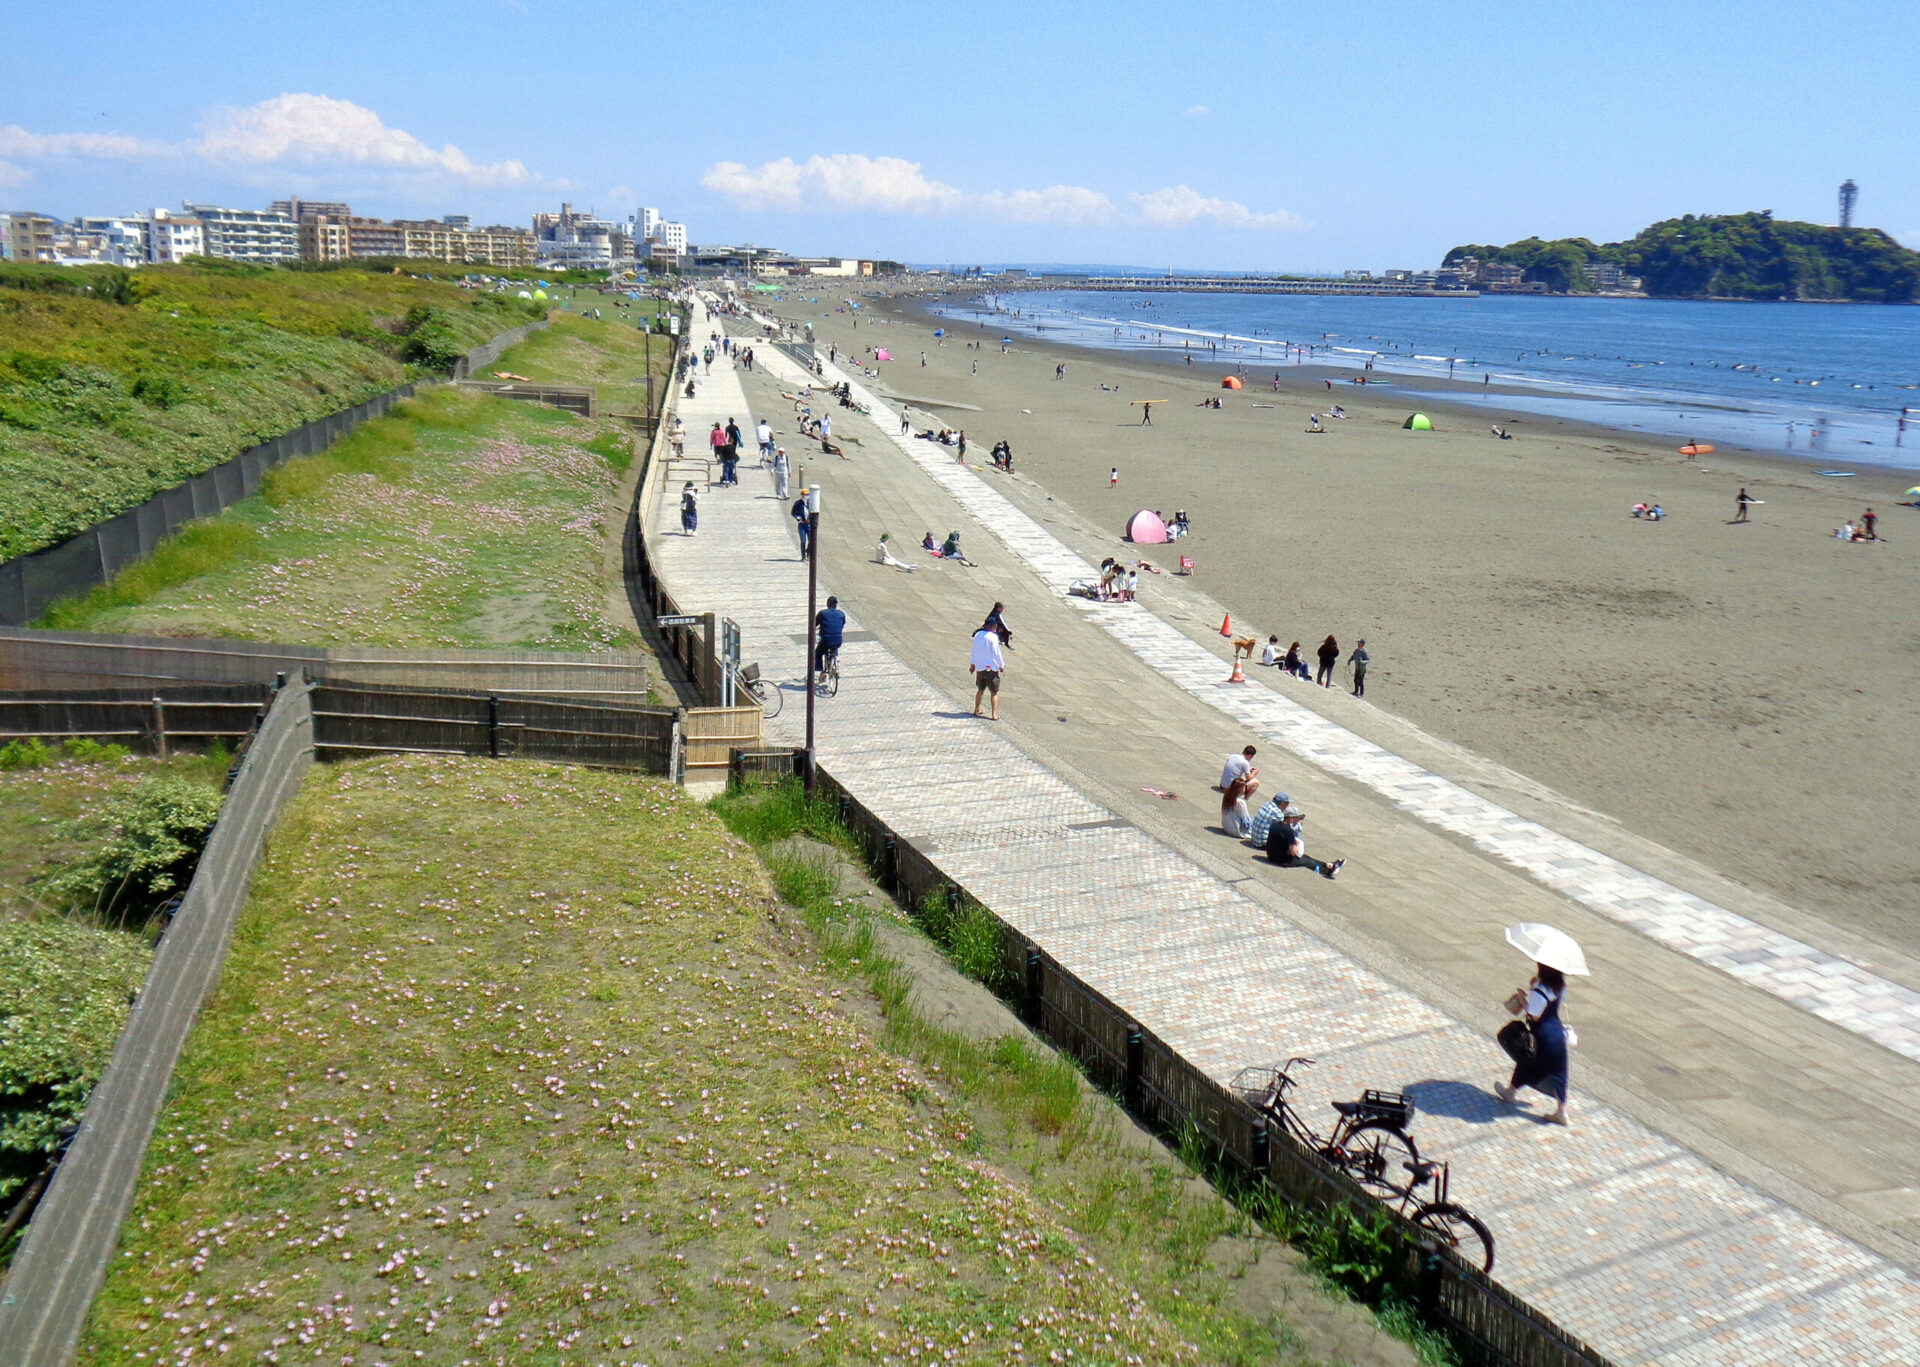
[487,694,500,759]
[671,708,685,785]
[1023,947,1043,1028]
[881,832,898,892]
[1125,1024,1144,1112]
[151,695,168,760]
[1251,1119,1270,1177]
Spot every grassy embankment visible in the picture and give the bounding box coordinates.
[0,260,548,561]
[39,312,668,651]
[0,745,230,1225]
[78,756,1359,1366]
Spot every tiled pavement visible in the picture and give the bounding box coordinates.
[654,300,1920,1365]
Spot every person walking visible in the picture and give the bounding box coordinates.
[1109,467,1119,490]
[679,481,698,536]
[792,495,812,557]
[956,430,967,465]
[708,421,727,481]
[1735,487,1754,522]
[1264,806,1344,879]
[969,621,1005,720]
[772,447,790,499]
[1348,639,1371,697]
[721,418,743,486]
[1495,964,1572,1125]
[1315,635,1340,688]
[1863,507,1878,541]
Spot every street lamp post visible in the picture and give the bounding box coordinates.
[802,484,822,796]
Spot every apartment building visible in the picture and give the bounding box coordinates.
[298,215,352,262]
[270,198,352,222]
[393,220,536,267]
[658,221,687,254]
[345,217,406,258]
[1,211,60,263]
[183,203,298,262]
[147,209,205,263]
[64,215,150,266]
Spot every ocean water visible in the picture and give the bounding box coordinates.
[934,290,1920,470]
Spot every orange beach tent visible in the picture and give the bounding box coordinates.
[1220,376,1243,390]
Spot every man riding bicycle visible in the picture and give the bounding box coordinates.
[814,595,846,679]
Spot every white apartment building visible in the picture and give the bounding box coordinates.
[659,221,687,254]
[147,209,205,263]
[65,216,150,266]
[640,206,662,241]
[182,203,298,262]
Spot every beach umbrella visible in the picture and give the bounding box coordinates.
[875,348,892,361]
[1221,376,1243,390]
[1906,487,1920,502]
[1125,509,1169,544]
[1403,412,1433,431]
[1504,923,1591,976]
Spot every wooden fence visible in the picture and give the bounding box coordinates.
[0,685,270,753]
[454,379,596,417]
[0,627,650,701]
[309,682,677,773]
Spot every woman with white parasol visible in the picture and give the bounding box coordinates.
[1494,923,1588,1126]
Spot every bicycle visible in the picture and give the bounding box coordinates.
[735,661,782,719]
[1389,1159,1495,1274]
[813,644,840,698]
[1230,1058,1421,1198]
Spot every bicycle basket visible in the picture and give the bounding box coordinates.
[1229,1066,1286,1106]
[1355,1089,1415,1128]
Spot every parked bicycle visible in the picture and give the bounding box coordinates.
[1387,1159,1495,1274]
[1231,1058,1420,1198]
[735,662,782,720]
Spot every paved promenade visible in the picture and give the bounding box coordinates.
[655,300,1920,1365]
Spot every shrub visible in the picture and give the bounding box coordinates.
[39,775,224,918]
[130,373,189,409]
[0,918,151,1203]
[400,305,465,370]
[62,737,131,763]
[0,739,52,771]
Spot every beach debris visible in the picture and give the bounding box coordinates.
[1140,787,1178,800]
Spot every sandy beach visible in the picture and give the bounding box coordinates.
[770,288,1920,957]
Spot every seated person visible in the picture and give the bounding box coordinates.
[1248,792,1293,848]
[1261,635,1284,667]
[1281,642,1310,679]
[1264,807,1344,879]
[922,531,940,553]
[941,531,974,564]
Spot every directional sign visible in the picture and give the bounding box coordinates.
[656,614,701,628]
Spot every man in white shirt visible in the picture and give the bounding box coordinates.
[755,420,774,462]
[1218,745,1259,836]
[969,626,1005,720]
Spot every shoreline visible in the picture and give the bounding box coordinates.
[771,285,1920,961]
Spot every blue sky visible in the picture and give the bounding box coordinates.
[4,0,1915,270]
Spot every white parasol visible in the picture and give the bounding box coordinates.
[1504,923,1590,976]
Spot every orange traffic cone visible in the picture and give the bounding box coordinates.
[1227,657,1247,683]
[1219,614,1232,637]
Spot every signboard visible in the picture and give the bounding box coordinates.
[656,613,701,628]
[668,315,681,337]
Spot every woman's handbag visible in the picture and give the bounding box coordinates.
[1497,1019,1536,1066]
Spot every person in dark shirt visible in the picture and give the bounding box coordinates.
[814,596,846,675]
[1265,807,1344,880]
[1315,635,1340,688]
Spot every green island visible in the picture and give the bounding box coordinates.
[1447,210,1920,301]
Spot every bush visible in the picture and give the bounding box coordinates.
[400,305,465,371]
[39,775,224,918]
[0,739,52,771]
[62,737,131,763]
[0,918,151,1204]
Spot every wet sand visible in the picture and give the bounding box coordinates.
[771,288,1920,957]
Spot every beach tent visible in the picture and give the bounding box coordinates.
[1906,486,1920,502]
[533,289,548,301]
[875,348,892,361]
[1403,412,1433,430]
[1221,376,1243,390]
[1125,509,1169,544]
[933,328,946,337]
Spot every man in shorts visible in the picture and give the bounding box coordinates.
[970,623,1005,720]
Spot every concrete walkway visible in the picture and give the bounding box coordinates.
[656,299,1920,1366]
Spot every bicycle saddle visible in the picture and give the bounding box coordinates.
[1403,1160,1439,1182]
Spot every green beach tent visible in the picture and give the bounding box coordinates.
[1403,412,1433,431]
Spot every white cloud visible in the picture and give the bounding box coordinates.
[192,95,532,186]
[703,152,1302,233]
[1183,105,1212,116]
[0,96,537,189]
[1130,185,1306,231]
[0,160,29,188]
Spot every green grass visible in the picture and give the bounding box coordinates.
[40,385,637,650]
[0,260,548,560]
[80,755,1245,1365]
[475,308,670,419]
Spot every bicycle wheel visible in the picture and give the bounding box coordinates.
[1413,1203,1495,1275]
[824,661,840,697]
[1327,1122,1420,1198]
[752,680,782,720]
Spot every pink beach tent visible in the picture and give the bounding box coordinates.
[1125,509,1169,544]
[875,348,892,361]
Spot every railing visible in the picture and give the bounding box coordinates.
[454,379,596,417]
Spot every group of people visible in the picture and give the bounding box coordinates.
[1217,746,1345,880]
[1254,635,1370,695]
[922,530,975,565]
[1837,508,1879,542]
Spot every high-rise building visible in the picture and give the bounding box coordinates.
[183,203,298,262]
[1839,179,1858,229]
[640,206,662,241]
[270,198,352,222]
[659,221,687,254]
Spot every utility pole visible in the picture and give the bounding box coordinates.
[802,484,821,795]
